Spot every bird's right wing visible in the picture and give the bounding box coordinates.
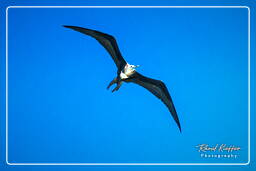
[126,72,181,132]
[63,25,127,70]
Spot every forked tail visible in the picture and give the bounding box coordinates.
[107,77,123,93]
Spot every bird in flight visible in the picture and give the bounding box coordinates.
[63,25,181,132]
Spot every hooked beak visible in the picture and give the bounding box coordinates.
[134,65,140,68]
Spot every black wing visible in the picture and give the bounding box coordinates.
[126,72,181,132]
[63,25,127,70]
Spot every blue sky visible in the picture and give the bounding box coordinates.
[0,1,256,171]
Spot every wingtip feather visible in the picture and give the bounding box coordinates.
[63,25,73,28]
[178,124,182,133]
[175,118,182,133]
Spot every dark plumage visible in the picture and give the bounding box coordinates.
[63,25,181,132]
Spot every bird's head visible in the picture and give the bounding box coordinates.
[130,64,140,69]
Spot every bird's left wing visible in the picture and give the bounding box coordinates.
[126,72,181,132]
[63,25,127,70]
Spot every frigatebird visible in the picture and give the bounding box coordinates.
[63,25,181,132]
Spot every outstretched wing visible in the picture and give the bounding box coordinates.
[63,25,127,70]
[126,72,181,132]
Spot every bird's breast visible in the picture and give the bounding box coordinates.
[120,69,135,79]
[120,72,128,79]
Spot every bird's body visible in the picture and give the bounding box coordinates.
[108,63,139,92]
[64,25,182,132]
[120,64,137,79]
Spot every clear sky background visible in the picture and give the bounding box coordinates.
[0,0,255,171]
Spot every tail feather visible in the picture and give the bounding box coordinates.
[107,77,117,90]
[112,82,123,93]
